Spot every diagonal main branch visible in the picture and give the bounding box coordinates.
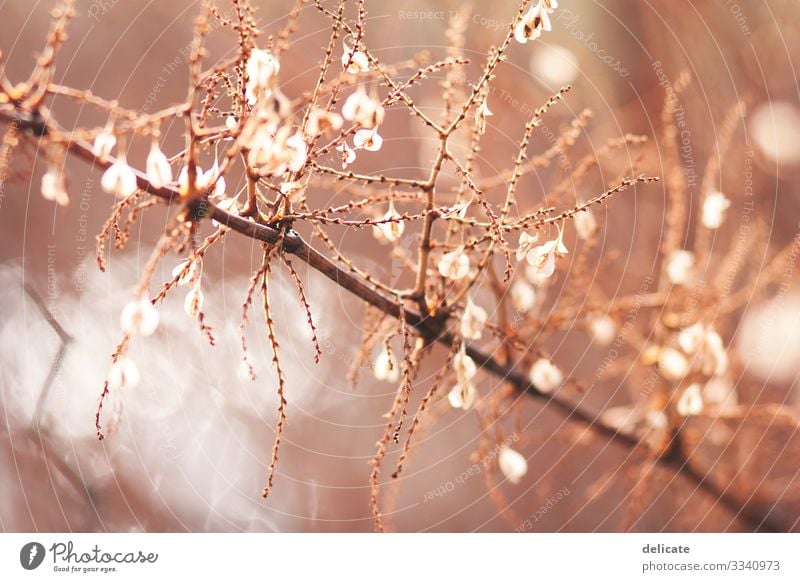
[1,106,784,532]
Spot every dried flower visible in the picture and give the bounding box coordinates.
[41,166,69,206]
[676,383,704,416]
[342,39,369,74]
[305,108,343,137]
[342,88,385,129]
[120,297,159,336]
[438,247,470,280]
[574,209,598,240]
[515,0,558,44]
[460,297,488,340]
[374,201,404,243]
[529,357,563,393]
[353,128,383,152]
[523,226,568,279]
[107,356,140,390]
[374,345,400,383]
[184,282,204,318]
[245,48,280,105]
[172,258,202,287]
[658,347,689,381]
[336,142,357,168]
[511,280,537,312]
[146,141,172,189]
[701,191,731,230]
[92,131,116,158]
[498,446,528,484]
[475,99,493,135]
[448,343,478,410]
[101,156,138,197]
[516,231,540,261]
[666,249,694,286]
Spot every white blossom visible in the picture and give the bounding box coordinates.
[498,446,528,484]
[448,343,478,410]
[353,128,383,152]
[172,258,202,287]
[574,209,598,240]
[666,249,694,286]
[120,297,159,337]
[341,39,370,74]
[514,0,558,44]
[677,322,706,354]
[184,283,204,318]
[589,315,617,346]
[92,131,116,158]
[511,280,537,312]
[342,88,385,129]
[523,226,568,279]
[676,384,704,417]
[529,357,563,393]
[438,247,470,280]
[516,231,540,262]
[146,141,172,189]
[658,347,689,381]
[245,48,280,105]
[305,108,343,137]
[101,157,138,197]
[335,142,357,168]
[701,191,731,230]
[374,346,400,383]
[476,99,493,135]
[41,166,69,207]
[373,201,404,243]
[107,356,140,390]
[460,297,488,340]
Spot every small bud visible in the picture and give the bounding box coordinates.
[107,356,140,390]
[374,346,400,383]
[498,446,528,484]
[529,357,563,393]
[666,250,694,286]
[120,297,159,337]
[92,131,116,158]
[701,191,731,230]
[658,347,689,381]
[589,315,617,345]
[676,384,704,416]
[41,166,69,206]
[511,280,537,312]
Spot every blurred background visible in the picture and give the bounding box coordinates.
[1,0,800,532]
